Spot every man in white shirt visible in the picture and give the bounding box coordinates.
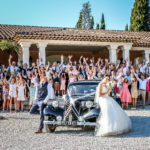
[136,73,150,108]
[7,55,19,73]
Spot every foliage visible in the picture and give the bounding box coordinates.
[100,13,105,30]
[125,24,128,31]
[81,1,92,29]
[96,23,100,30]
[0,40,22,60]
[76,11,82,28]
[90,16,94,29]
[130,0,149,31]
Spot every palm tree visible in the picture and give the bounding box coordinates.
[0,40,22,62]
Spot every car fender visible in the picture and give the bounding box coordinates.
[83,106,100,120]
[44,104,64,118]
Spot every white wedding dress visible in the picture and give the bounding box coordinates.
[94,83,132,137]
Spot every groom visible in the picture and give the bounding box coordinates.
[30,76,51,134]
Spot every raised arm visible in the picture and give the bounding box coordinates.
[79,56,83,65]
[46,61,50,72]
[8,55,12,67]
[68,55,73,65]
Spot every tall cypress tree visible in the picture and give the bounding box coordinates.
[81,1,92,29]
[96,23,100,30]
[76,11,82,28]
[100,13,106,30]
[130,0,149,31]
[90,16,94,29]
[125,24,128,31]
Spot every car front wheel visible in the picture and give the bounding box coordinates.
[45,116,57,133]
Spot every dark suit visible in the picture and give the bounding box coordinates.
[30,82,48,130]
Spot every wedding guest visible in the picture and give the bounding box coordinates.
[60,74,66,95]
[146,79,150,105]
[8,77,17,113]
[78,74,84,81]
[7,55,19,73]
[17,79,26,111]
[69,73,75,83]
[53,72,60,96]
[136,72,150,108]
[26,83,36,110]
[2,79,9,112]
[0,79,3,109]
[93,72,103,80]
[48,78,55,99]
[131,76,138,109]
[120,78,132,109]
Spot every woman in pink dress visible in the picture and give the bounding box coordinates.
[120,78,132,109]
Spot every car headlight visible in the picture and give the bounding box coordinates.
[56,116,62,121]
[85,101,93,108]
[52,101,59,108]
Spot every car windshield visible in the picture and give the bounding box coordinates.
[68,83,99,96]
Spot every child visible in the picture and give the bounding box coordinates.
[131,76,138,109]
[27,83,35,110]
[2,79,10,112]
[53,72,60,96]
[60,74,66,95]
[69,73,75,83]
[31,73,36,87]
[8,77,17,113]
[17,79,26,111]
[120,77,132,109]
[48,78,55,99]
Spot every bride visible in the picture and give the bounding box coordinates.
[95,75,132,137]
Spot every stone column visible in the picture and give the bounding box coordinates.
[144,50,150,62]
[20,42,32,66]
[37,42,48,65]
[122,45,132,62]
[108,45,118,64]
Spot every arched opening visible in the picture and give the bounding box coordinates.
[0,49,18,65]
[29,44,39,65]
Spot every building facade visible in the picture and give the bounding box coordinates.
[0,24,150,65]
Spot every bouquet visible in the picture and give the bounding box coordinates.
[105,81,115,89]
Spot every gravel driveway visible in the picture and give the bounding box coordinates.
[0,106,150,150]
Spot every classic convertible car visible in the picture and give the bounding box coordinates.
[44,80,100,133]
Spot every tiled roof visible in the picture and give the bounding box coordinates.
[1,24,150,47]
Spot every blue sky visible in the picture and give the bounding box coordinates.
[0,0,135,30]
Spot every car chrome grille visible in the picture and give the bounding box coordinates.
[64,101,73,121]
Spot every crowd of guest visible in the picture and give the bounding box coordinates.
[0,54,150,112]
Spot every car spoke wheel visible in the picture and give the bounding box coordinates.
[45,116,57,133]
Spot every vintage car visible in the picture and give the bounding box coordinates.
[44,80,100,133]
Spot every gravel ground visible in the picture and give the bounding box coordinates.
[0,106,150,150]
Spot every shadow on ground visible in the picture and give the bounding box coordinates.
[53,116,150,138]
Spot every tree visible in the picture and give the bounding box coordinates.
[125,24,128,31]
[90,16,94,29]
[76,11,82,28]
[100,13,106,30]
[130,0,149,31]
[81,1,92,29]
[0,40,22,61]
[96,23,100,30]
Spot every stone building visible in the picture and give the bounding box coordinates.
[0,24,150,66]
